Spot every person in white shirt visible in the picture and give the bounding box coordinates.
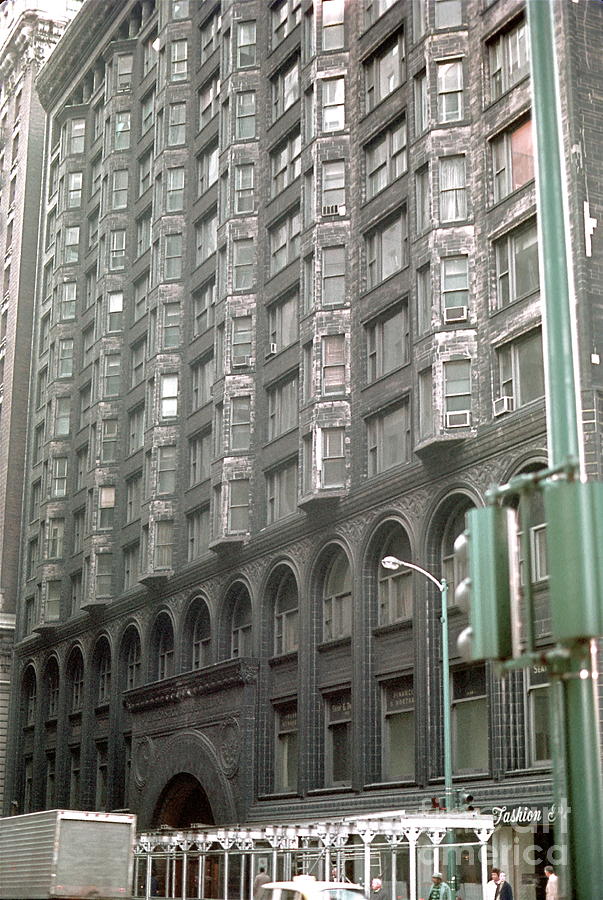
[544,866,559,900]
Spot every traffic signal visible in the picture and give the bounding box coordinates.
[455,790,475,811]
[455,506,520,661]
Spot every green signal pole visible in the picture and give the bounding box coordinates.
[381,558,455,889]
[527,3,603,898]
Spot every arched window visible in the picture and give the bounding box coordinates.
[441,502,474,596]
[192,603,211,669]
[378,527,413,624]
[322,549,352,641]
[94,639,112,705]
[22,667,37,727]
[274,569,299,655]
[121,626,142,691]
[231,589,252,658]
[67,650,85,713]
[157,626,174,680]
[45,658,60,720]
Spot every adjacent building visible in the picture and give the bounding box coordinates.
[0,0,83,809]
[3,0,602,895]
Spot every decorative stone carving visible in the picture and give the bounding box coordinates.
[218,716,240,778]
[134,735,156,789]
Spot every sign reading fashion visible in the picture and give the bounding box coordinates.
[492,804,560,826]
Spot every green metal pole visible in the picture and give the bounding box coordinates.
[527,4,603,899]
[527,0,581,469]
[440,581,457,894]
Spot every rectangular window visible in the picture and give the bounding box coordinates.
[228,479,250,533]
[116,53,133,91]
[139,149,153,196]
[441,256,469,319]
[232,316,252,365]
[58,338,74,377]
[101,419,118,463]
[365,117,407,199]
[230,396,251,450]
[54,396,71,436]
[198,76,220,127]
[444,359,471,426]
[141,89,155,134]
[48,518,65,558]
[109,229,126,270]
[233,238,254,290]
[64,226,80,263]
[366,209,407,288]
[200,13,219,63]
[497,329,545,410]
[494,219,539,307]
[414,70,428,134]
[366,304,408,381]
[189,431,212,486]
[171,39,188,81]
[166,167,185,212]
[272,0,301,46]
[367,402,410,475]
[114,111,131,149]
[163,302,180,348]
[154,520,174,570]
[164,233,183,280]
[382,677,415,780]
[69,118,86,154]
[322,246,345,305]
[528,666,551,765]
[96,552,113,597]
[128,405,145,453]
[268,374,299,440]
[325,691,351,785]
[193,279,215,335]
[168,101,186,145]
[112,169,128,209]
[492,118,534,202]
[67,171,83,208]
[134,271,149,321]
[187,507,210,561]
[275,703,298,792]
[322,77,345,131]
[365,33,405,111]
[437,59,463,123]
[267,460,298,524]
[321,160,345,215]
[270,131,301,196]
[237,21,256,68]
[160,374,178,418]
[440,155,467,222]
[191,356,213,410]
[489,18,529,101]
[322,0,344,49]
[234,164,254,213]
[197,142,219,195]
[272,59,300,121]
[235,91,256,139]
[126,473,142,523]
[435,0,462,27]
[452,666,488,773]
[268,292,299,352]
[98,486,115,529]
[195,210,218,266]
[123,543,140,590]
[51,458,68,498]
[322,334,345,395]
[107,291,123,333]
[321,427,345,487]
[270,209,301,274]
[157,445,177,494]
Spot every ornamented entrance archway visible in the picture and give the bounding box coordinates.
[152,773,214,829]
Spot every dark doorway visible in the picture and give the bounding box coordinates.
[152,773,215,828]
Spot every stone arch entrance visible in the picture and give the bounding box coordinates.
[152,773,214,828]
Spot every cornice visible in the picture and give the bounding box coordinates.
[0,12,65,87]
[123,658,260,712]
[36,0,126,112]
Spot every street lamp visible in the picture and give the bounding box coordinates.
[381,557,455,880]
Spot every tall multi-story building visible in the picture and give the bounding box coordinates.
[0,0,83,809]
[4,0,602,892]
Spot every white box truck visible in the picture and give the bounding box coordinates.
[0,809,136,900]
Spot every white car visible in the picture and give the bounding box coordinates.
[263,875,366,900]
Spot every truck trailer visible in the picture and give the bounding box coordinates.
[0,809,136,900]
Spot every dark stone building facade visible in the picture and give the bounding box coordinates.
[4,0,602,892]
[0,0,82,808]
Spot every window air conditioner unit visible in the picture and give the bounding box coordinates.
[232,355,251,368]
[322,204,340,216]
[445,410,471,428]
[493,395,514,416]
[444,306,468,324]
[266,342,278,357]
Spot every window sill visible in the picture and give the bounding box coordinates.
[373,618,412,637]
[269,650,298,667]
[317,635,352,651]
